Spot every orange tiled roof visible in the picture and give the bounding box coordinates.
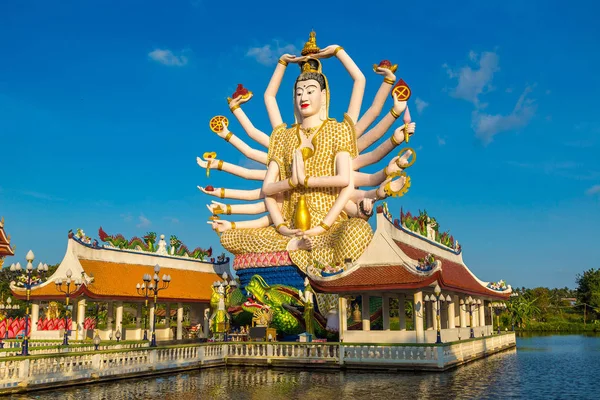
[14,259,222,303]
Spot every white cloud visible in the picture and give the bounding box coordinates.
[164,216,180,224]
[415,98,429,114]
[136,214,152,228]
[120,213,133,223]
[586,185,600,196]
[444,51,499,107]
[471,86,537,145]
[239,157,266,170]
[148,49,189,67]
[20,190,64,201]
[437,136,446,146]
[247,41,300,66]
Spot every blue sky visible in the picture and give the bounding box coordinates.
[1,0,599,289]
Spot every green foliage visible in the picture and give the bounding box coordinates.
[576,268,600,320]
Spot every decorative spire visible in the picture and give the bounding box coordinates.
[301,30,320,56]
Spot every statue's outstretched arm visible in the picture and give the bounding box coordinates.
[229,94,270,148]
[198,186,263,201]
[197,157,267,181]
[213,123,267,165]
[357,94,407,152]
[206,200,267,215]
[353,150,414,187]
[208,215,271,233]
[295,150,352,189]
[354,123,415,169]
[265,54,298,129]
[319,46,366,123]
[355,68,396,137]
[262,160,297,196]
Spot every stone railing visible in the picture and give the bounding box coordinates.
[0,341,149,358]
[0,333,516,394]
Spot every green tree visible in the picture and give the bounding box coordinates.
[576,268,600,320]
[506,294,540,329]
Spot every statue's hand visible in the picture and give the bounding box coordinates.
[278,225,302,237]
[392,93,408,115]
[229,92,253,108]
[196,156,218,169]
[215,121,229,139]
[392,123,416,144]
[281,53,300,64]
[206,219,232,233]
[206,200,226,214]
[375,67,396,81]
[316,45,341,59]
[293,150,306,183]
[296,226,325,237]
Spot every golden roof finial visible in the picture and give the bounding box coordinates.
[301,30,320,56]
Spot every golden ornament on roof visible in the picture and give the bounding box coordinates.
[301,30,320,56]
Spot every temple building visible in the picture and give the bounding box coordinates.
[0,217,15,266]
[307,205,512,343]
[10,228,229,341]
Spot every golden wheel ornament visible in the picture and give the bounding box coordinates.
[396,147,416,169]
[384,171,411,198]
[209,115,229,133]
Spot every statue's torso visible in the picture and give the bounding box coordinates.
[268,116,358,228]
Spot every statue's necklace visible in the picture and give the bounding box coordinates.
[300,126,318,139]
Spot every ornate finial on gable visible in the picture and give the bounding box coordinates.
[0,216,4,227]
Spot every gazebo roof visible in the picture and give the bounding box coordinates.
[11,232,230,303]
[0,217,15,259]
[308,206,511,300]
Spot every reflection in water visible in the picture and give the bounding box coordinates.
[9,335,600,400]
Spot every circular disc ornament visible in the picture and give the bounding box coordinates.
[384,171,411,198]
[209,116,229,133]
[391,79,411,101]
[396,147,416,169]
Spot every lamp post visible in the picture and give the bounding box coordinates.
[93,332,101,351]
[424,284,451,344]
[137,265,171,347]
[135,280,150,341]
[7,251,49,356]
[465,296,477,338]
[0,296,20,339]
[210,272,237,341]
[55,269,83,346]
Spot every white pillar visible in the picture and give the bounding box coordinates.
[361,295,370,331]
[447,299,456,329]
[398,294,406,331]
[31,301,40,333]
[176,303,184,340]
[77,299,86,340]
[382,295,390,330]
[414,291,424,343]
[107,302,113,331]
[459,301,466,328]
[115,301,123,337]
[338,296,348,341]
[479,301,486,329]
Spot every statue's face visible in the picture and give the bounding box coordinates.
[295,79,325,118]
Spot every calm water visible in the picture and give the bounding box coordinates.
[10,334,600,400]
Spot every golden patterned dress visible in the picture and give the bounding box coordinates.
[221,115,374,272]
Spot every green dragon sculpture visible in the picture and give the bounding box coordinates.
[97,228,212,260]
[231,275,329,337]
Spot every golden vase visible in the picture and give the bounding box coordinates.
[294,195,311,231]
